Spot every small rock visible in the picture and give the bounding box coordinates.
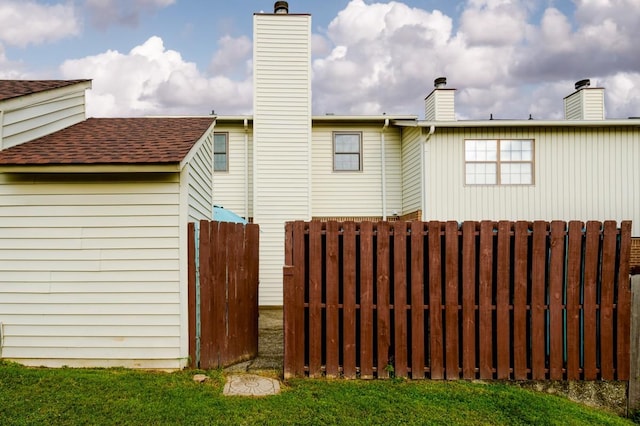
[193,374,209,383]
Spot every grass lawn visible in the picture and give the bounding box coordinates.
[0,360,632,425]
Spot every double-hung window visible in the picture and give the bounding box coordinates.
[333,132,362,171]
[465,139,534,185]
[214,132,228,172]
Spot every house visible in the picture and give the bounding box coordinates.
[0,1,638,369]
[0,80,216,368]
[212,2,640,306]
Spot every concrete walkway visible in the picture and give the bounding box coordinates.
[224,307,284,376]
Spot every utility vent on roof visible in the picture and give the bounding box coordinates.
[274,1,288,14]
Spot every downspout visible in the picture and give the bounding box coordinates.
[421,125,435,221]
[381,118,389,220]
[244,118,249,220]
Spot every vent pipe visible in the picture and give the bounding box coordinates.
[274,1,289,14]
[434,77,447,88]
[575,79,590,90]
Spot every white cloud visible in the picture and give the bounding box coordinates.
[209,35,252,76]
[52,1,640,120]
[60,36,252,117]
[0,1,79,47]
[85,0,175,29]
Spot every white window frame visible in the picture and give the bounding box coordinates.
[464,139,535,185]
[333,132,362,172]
[214,132,228,172]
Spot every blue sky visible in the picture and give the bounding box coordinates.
[1,1,639,119]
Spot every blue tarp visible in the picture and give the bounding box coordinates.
[213,205,248,224]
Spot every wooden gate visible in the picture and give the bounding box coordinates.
[188,220,260,369]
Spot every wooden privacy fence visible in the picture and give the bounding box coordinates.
[283,220,632,380]
[188,220,259,369]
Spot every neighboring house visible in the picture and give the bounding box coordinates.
[212,3,640,305]
[0,80,216,368]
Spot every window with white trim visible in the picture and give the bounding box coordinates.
[214,132,228,172]
[333,132,362,171]
[465,139,534,185]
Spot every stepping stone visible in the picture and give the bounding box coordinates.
[223,374,281,397]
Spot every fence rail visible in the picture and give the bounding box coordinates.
[188,220,260,369]
[283,220,632,380]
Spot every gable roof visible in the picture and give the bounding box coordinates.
[0,80,91,102]
[0,117,215,166]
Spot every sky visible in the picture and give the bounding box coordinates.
[1,0,639,120]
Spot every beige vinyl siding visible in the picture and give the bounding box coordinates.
[424,127,640,236]
[1,90,87,150]
[253,14,311,305]
[0,173,183,368]
[401,127,423,214]
[564,88,605,120]
[311,124,402,218]
[187,130,213,222]
[212,123,253,219]
[425,90,455,121]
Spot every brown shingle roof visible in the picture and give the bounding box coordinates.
[0,80,90,102]
[0,117,215,165]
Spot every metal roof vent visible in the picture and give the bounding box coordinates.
[274,1,289,14]
[434,77,447,88]
[575,79,591,90]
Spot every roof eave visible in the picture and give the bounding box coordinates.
[394,119,640,128]
[0,163,181,173]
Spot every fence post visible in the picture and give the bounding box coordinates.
[629,275,640,413]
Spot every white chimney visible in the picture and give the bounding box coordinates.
[424,77,456,121]
[564,79,605,120]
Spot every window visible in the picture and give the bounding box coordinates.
[465,139,534,185]
[334,132,362,171]
[214,132,228,172]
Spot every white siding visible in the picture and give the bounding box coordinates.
[212,123,253,219]
[425,90,455,121]
[253,14,311,305]
[1,90,87,150]
[187,130,214,222]
[0,173,184,368]
[424,127,640,236]
[564,88,605,120]
[311,124,402,217]
[401,127,423,214]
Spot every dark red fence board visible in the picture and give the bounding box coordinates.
[393,221,408,378]
[343,222,357,379]
[410,221,425,379]
[189,220,259,370]
[428,221,444,379]
[512,222,528,380]
[531,221,547,380]
[360,221,375,379]
[377,222,391,378]
[566,221,583,380]
[445,221,460,380]
[549,221,565,380]
[308,220,323,377]
[283,220,631,383]
[583,221,600,380]
[462,221,477,379]
[616,221,632,380]
[479,221,494,380]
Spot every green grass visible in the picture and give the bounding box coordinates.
[0,360,632,425]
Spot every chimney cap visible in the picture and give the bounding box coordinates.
[274,1,289,14]
[434,77,447,88]
[575,79,591,90]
